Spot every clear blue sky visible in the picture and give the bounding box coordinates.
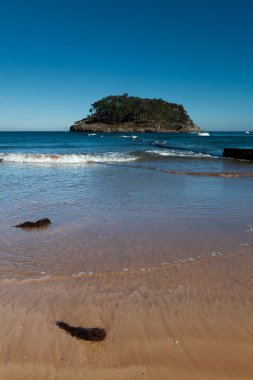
[0,0,252,131]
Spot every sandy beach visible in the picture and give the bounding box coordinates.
[1,245,253,380]
[1,133,253,379]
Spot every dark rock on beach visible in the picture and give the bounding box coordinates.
[56,321,107,342]
[70,94,203,133]
[223,148,253,160]
[15,218,51,229]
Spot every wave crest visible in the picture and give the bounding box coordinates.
[146,150,213,158]
[0,152,137,164]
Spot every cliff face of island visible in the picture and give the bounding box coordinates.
[70,94,203,133]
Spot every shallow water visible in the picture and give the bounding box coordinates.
[0,132,253,282]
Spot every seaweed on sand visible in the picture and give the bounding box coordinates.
[15,218,51,229]
[56,321,107,342]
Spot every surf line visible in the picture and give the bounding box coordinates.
[101,162,253,178]
[1,246,251,285]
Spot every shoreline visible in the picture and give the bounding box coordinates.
[69,128,199,133]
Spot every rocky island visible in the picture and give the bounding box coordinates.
[70,94,203,133]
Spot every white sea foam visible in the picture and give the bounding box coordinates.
[0,152,137,165]
[198,132,210,136]
[211,251,223,256]
[122,135,138,139]
[146,150,212,158]
[22,275,51,283]
[72,271,87,277]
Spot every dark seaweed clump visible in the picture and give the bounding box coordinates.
[15,218,51,229]
[56,321,107,342]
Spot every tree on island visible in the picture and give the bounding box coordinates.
[87,94,192,125]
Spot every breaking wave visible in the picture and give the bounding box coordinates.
[0,152,137,165]
[198,132,210,136]
[122,135,138,139]
[146,149,214,158]
[0,148,217,165]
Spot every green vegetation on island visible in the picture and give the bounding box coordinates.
[70,94,202,133]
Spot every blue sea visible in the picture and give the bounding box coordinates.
[0,131,253,283]
[0,131,253,170]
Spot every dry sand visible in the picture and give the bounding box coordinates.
[0,249,253,380]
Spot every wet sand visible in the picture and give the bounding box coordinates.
[0,247,253,379]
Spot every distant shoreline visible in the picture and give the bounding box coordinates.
[69,121,203,134]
